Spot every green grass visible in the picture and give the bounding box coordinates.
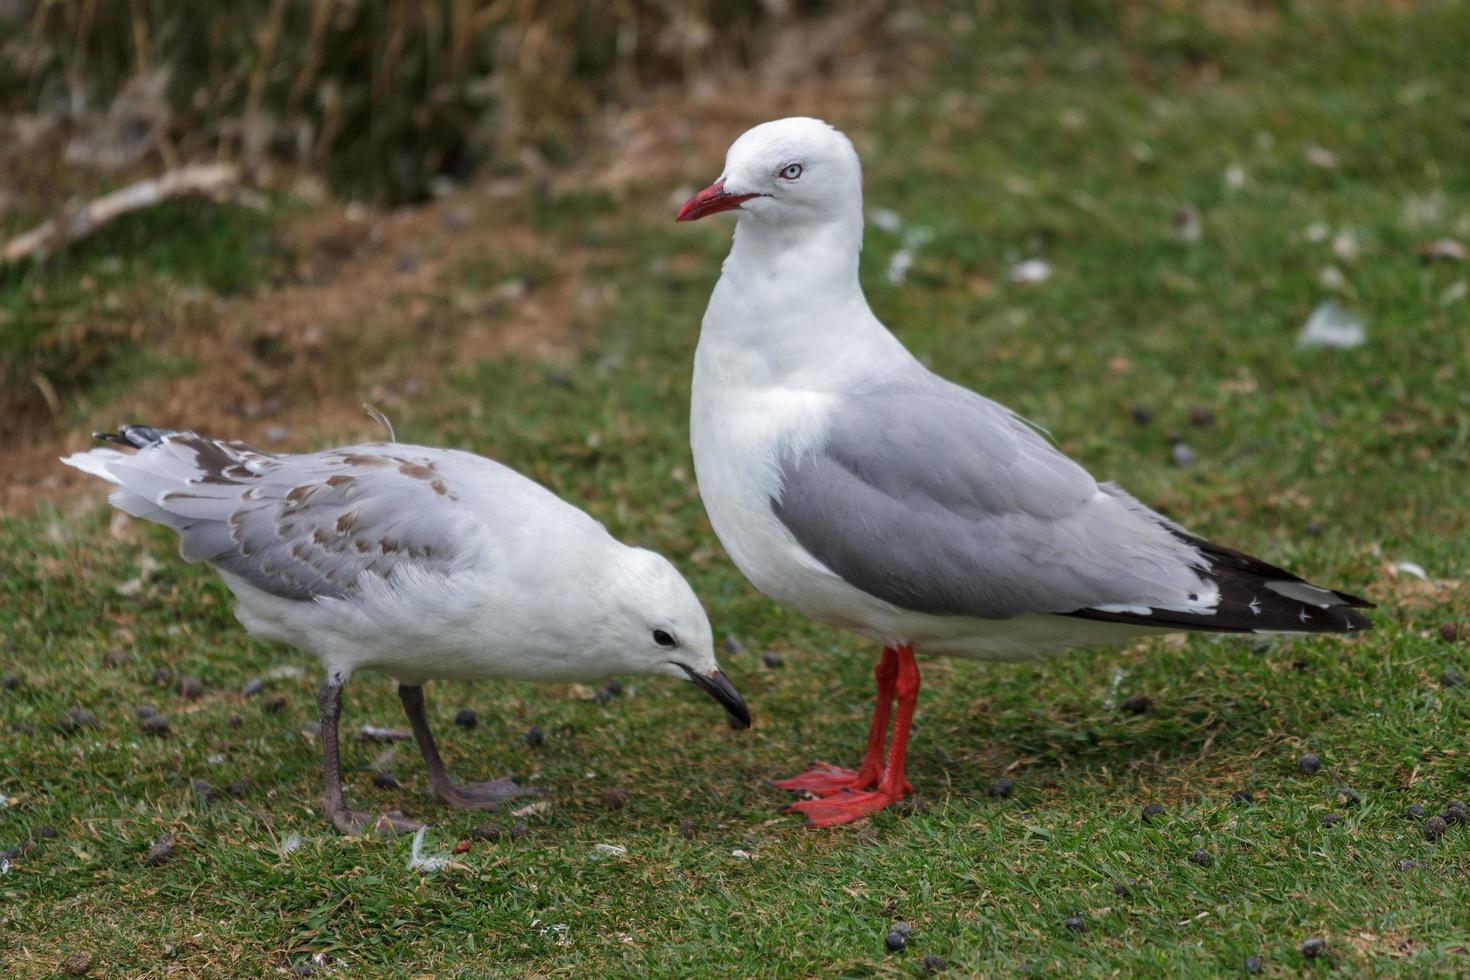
[4,3,1470,975]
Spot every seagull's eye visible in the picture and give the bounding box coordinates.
[778,163,803,181]
[652,629,676,648]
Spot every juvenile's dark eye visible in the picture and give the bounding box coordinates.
[778,163,803,180]
[652,629,676,648]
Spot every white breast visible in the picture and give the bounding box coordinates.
[691,327,904,638]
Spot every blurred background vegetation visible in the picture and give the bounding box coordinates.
[0,0,892,452]
[1,0,839,203]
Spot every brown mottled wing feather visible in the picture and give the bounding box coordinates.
[104,432,475,600]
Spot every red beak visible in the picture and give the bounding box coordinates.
[676,179,761,222]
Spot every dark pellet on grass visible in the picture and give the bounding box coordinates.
[1395,859,1420,871]
[1304,520,1325,537]
[454,708,477,729]
[1113,878,1136,897]
[988,777,1013,797]
[372,771,400,790]
[1231,790,1254,805]
[262,695,288,714]
[178,676,205,700]
[1063,915,1085,933]
[603,678,623,697]
[144,834,176,866]
[140,715,169,735]
[151,667,171,686]
[1188,406,1215,427]
[1441,669,1465,688]
[136,705,158,719]
[885,921,911,951]
[192,779,215,804]
[1320,813,1343,827]
[241,678,264,697]
[228,714,244,729]
[1245,955,1264,974]
[1190,848,1213,867]
[11,721,33,735]
[1439,622,1462,643]
[1442,800,1467,825]
[1121,695,1152,715]
[2,671,18,689]
[471,824,501,841]
[762,650,784,668]
[600,790,625,809]
[892,797,929,816]
[62,951,93,975]
[1130,403,1152,425]
[1297,753,1320,774]
[104,647,132,668]
[923,953,946,974]
[524,725,544,748]
[723,635,743,656]
[59,707,98,732]
[33,825,58,840]
[509,821,528,840]
[1423,815,1447,842]
[678,818,697,838]
[1301,938,1326,959]
[1406,803,1426,819]
[1141,803,1165,822]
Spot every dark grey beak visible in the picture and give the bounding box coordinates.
[675,663,751,729]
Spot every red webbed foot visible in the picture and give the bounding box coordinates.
[785,788,904,828]
[771,762,873,795]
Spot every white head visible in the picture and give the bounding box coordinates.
[676,117,863,230]
[598,546,748,728]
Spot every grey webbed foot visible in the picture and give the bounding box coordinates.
[437,777,542,811]
[331,808,424,836]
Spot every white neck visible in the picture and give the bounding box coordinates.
[698,214,912,391]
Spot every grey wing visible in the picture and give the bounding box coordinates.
[89,434,479,600]
[772,378,1220,620]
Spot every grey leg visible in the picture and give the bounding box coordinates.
[318,678,422,835]
[398,684,538,809]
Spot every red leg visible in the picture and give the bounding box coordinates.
[787,644,921,828]
[773,646,899,795]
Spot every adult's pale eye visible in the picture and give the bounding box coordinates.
[779,163,803,180]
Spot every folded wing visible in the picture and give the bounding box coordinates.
[771,378,1369,633]
[64,428,481,601]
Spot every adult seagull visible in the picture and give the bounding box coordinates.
[64,424,749,834]
[677,117,1371,827]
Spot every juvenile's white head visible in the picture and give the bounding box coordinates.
[676,117,863,230]
[597,546,748,728]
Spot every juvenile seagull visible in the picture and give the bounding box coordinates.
[678,117,1371,827]
[64,424,748,834]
